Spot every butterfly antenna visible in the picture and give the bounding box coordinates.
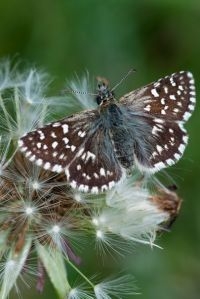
[61,89,97,96]
[111,68,136,92]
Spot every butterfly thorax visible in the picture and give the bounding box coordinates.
[95,79,122,125]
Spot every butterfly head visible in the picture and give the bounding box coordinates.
[96,77,114,107]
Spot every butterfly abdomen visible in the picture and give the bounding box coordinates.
[101,103,134,169]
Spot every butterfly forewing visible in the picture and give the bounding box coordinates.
[118,71,195,172]
[19,109,123,193]
[119,71,195,122]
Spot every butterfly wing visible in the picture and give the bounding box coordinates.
[19,109,124,193]
[119,71,196,172]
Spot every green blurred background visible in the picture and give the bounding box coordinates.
[0,0,200,298]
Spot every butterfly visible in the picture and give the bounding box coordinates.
[18,71,196,193]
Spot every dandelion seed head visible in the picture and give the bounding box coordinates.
[96,230,104,240]
[52,225,60,234]
[94,275,138,298]
[68,288,80,298]
[74,193,83,203]
[68,287,93,299]
[25,206,34,215]
[22,69,49,105]
[92,217,99,226]
[67,72,96,110]
[0,63,182,298]
[31,180,41,190]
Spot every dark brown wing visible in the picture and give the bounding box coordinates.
[19,109,124,193]
[118,71,195,172]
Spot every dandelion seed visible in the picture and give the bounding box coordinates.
[52,225,60,234]
[94,275,138,298]
[92,217,99,226]
[96,230,104,239]
[31,180,41,190]
[25,206,34,215]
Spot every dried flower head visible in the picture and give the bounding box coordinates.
[0,59,182,299]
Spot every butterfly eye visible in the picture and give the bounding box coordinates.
[96,95,102,105]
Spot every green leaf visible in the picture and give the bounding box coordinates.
[36,242,70,298]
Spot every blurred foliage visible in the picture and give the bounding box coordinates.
[0,0,200,298]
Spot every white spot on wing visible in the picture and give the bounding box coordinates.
[62,124,69,134]
[18,140,23,147]
[36,159,43,166]
[154,118,164,124]
[190,97,196,102]
[52,141,58,149]
[44,162,51,170]
[187,71,193,78]
[166,159,175,166]
[38,130,45,140]
[63,137,69,144]
[51,132,57,138]
[78,130,86,138]
[100,168,106,176]
[144,105,151,112]
[164,86,168,94]
[70,180,77,189]
[161,98,165,105]
[21,146,27,152]
[152,125,163,136]
[169,95,176,100]
[52,122,61,127]
[156,145,163,154]
[174,153,181,160]
[183,111,192,121]
[109,181,115,189]
[183,135,188,144]
[79,184,89,192]
[91,186,99,194]
[25,151,31,157]
[188,104,195,111]
[59,153,65,159]
[101,185,108,192]
[52,164,63,173]
[154,161,166,170]
[30,155,36,162]
[151,88,159,97]
[85,151,96,162]
[52,151,58,157]
[178,144,185,154]
[71,145,76,152]
[161,109,166,115]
